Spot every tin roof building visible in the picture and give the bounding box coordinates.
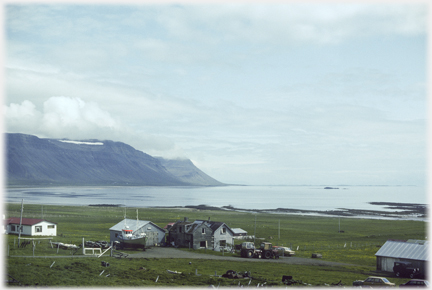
[375,240,428,275]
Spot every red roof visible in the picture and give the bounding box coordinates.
[5,217,56,226]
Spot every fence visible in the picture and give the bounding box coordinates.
[6,236,114,258]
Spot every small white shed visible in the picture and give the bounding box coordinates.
[5,217,57,236]
[109,219,166,246]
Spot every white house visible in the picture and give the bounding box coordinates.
[5,217,57,236]
[109,219,166,246]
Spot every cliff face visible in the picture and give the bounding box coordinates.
[6,133,223,187]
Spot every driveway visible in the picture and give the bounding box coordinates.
[126,247,355,267]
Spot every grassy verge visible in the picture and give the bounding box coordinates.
[4,203,427,287]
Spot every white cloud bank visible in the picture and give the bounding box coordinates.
[4,96,184,158]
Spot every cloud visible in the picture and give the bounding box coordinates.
[4,96,184,158]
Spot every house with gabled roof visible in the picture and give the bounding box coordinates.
[5,217,57,236]
[109,218,166,247]
[167,217,235,251]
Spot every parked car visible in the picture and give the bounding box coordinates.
[272,246,295,256]
[399,279,429,287]
[393,261,420,278]
[353,276,396,287]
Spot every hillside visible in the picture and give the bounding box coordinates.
[6,133,224,187]
[157,157,223,186]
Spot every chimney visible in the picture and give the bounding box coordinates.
[184,217,188,222]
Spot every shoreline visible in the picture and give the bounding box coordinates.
[148,202,427,221]
[7,200,427,222]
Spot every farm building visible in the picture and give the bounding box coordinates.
[168,217,235,251]
[375,240,428,276]
[232,228,248,237]
[5,217,57,236]
[109,219,166,247]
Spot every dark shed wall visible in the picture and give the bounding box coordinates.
[192,224,213,249]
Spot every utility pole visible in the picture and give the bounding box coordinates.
[278,220,280,240]
[253,215,257,244]
[18,199,24,245]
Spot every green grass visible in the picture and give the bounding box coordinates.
[5,203,427,287]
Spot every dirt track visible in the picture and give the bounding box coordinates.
[126,247,356,267]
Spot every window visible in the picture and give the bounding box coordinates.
[115,233,118,237]
[35,226,42,232]
[179,227,182,233]
[220,240,226,247]
[11,225,15,231]
[221,227,226,234]
[48,225,55,229]
[200,241,206,248]
[202,228,205,234]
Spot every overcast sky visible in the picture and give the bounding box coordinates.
[4,2,428,186]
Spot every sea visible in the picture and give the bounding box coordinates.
[5,185,428,216]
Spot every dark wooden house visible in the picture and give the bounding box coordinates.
[168,217,234,251]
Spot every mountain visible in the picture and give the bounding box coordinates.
[156,157,223,186]
[6,133,224,187]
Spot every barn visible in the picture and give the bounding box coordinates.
[5,217,57,236]
[109,219,166,247]
[375,240,428,276]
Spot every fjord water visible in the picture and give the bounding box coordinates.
[6,185,426,213]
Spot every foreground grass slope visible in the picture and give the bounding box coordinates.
[5,203,427,287]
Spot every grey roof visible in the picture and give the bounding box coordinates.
[375,240,428,261]
[109,218,164,232]
[232,228,247,234]
[171,219,234,235]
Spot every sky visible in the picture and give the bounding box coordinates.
[3,1,428,186]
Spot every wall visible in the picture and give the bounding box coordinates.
[31,221,57,236]
[191,224,213,249]
[212,224,234,251]
[7,222,56,236]
[377,257,428,275]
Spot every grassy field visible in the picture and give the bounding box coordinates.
[4,203,427,287]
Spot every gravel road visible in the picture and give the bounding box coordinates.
[126,247,355,267]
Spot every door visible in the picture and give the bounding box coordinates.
[145,232,158,246]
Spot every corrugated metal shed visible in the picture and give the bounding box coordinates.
[231,228,247,235]
[109,218,164,232]
[109,218,166,246]
[375,240,428,261]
